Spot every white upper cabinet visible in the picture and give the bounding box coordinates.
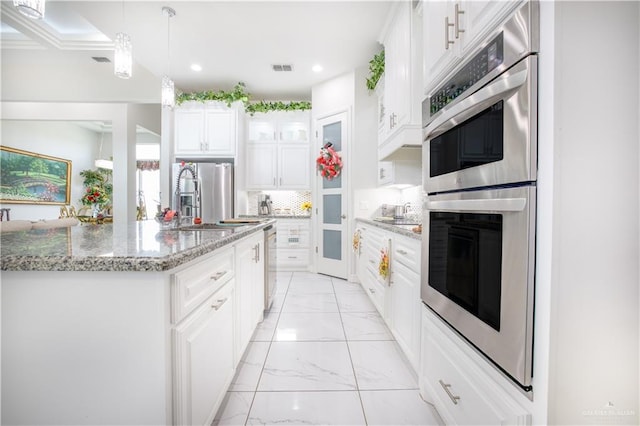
[174,102,238,158]
[378,1,423,160]
[423,0,523,95]
[246,111,310,190]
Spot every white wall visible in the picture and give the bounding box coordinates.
[544,2,639,424]
[0,121,100,220]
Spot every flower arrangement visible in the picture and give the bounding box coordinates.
[378,247,390,280]
[81,185,109,207]
[316,142,343,180]
[352,230,361,254]
[301,201,312,212]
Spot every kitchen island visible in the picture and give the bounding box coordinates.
[1,220,271,425]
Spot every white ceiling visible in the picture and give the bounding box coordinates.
[1,0,393,103]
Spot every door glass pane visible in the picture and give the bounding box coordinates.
[322,173,342,189]
[323,194,341,224]
[323,230,342,260]
[322,122,342,151]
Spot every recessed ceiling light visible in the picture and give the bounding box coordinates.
[190,64,202,72]
[312,64,323,73]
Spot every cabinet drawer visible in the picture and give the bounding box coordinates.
[393,235,421,274]
[421,308,531,425]
[363,267,386,316]
[172,248,235,323]
[277,249,309,268]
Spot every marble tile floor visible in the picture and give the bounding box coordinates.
[213,271,443,426]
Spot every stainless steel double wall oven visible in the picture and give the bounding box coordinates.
[421,2,538,390]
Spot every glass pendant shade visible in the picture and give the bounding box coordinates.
[13,0,45,19]
[114,32,132,79]
[161,76,175,108]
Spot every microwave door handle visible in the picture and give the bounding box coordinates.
[426,197,527,213]
[424,65,529,141]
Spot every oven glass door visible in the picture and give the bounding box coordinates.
[423,56,537,194]
[429,211,503,330]
[421,185,536,387]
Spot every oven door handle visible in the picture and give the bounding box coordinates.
[424,59,530,141]
[426,197,527,212]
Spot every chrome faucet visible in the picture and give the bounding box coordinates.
[175,164,199,225]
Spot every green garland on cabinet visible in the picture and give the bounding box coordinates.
[366,49,385,91]
[176,82,311,115]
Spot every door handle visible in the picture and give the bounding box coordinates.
[341,214,346,219]
[454,4,465,39]
[445,16,455,50]
[426,197,527,212]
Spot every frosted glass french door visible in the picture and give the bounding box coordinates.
[316,112,348,279]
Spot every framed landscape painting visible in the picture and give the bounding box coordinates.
[0,146,72,205]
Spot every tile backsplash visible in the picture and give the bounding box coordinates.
[247,190,312,216]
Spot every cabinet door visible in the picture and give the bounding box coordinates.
[235,234,264,359]
[279,111,310,143]
[423,1,458,94]
[246,144,277,189]
[459,1,522,57]
[378,161,394,186]
[390,260,420,369]
[173,284,235,426]
[251,239,265,326]
[248,113,277,143]
[387,3,412,130]
[175,109,205,155]
[204,109,236,156]
[278,144,309,189]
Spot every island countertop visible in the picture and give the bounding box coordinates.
[0,219,273,272]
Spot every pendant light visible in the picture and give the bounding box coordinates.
[95,127,113,170]
[161,6,176,108]
[13,0,44,19]
[114,1,132,79]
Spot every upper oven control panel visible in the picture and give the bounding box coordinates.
[426,32,504,118]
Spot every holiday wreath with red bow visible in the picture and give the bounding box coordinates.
[316,142,343,180]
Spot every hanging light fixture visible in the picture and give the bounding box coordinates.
[95,127,113,170]
[13,0,44,19]
[161,6,176,108]
[114,1,132,79]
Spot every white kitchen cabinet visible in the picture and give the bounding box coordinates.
[246,111,310,190]
[173,281,235,426]
[420,306,531,425]
[235,232,265,358]
[378,1,423,160]
[174,103,237,157]
[389,234,421,370]
[423,0,523,95]
[276,219,311,271]
[357,223,390,319]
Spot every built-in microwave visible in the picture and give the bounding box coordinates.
[421,1,538,391]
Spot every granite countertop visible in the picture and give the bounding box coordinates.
[240,214,311,219]
[355,218,422,240]
[1,219,274,272]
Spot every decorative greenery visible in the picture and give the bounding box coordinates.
[176,81,312,115]
[245,100,312,116]
[366,49,385,91]
[177,82,250,107]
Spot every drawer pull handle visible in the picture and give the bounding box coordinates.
[397,249,408,255]
[287,256,298,259]
[211,298,228,311]
[369,260,376,264]
[439,380,460,405]
[368,288,376,294]
[210,271,226,281]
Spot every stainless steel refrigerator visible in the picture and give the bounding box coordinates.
[172,161,234,223]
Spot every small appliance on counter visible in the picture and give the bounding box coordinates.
[258,194,273,216]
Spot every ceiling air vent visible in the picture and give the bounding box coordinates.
[92,56,111,63]
[272,64,293,72]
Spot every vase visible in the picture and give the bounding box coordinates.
[92,204,100,218]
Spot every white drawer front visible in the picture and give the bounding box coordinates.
[393,235,421,274]
[421,308,531,425]
[172,248,235,323]
[277,249,309,270]
[363,267,386,316]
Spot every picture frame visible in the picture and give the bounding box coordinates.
[0,146,72,205]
